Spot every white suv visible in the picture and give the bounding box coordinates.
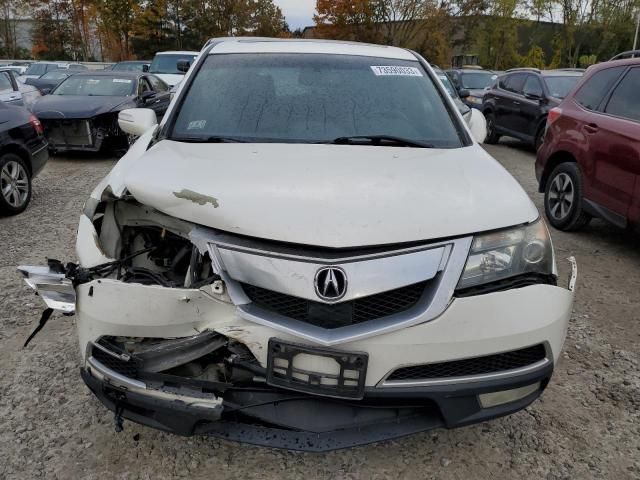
[19,38,576,451]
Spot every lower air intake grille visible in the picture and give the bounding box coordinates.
[91,346,139,378]
[242,281,427,329]
[386,344,547,381]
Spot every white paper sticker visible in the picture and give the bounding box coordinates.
[187,120,206,130]
[112,78,132,83]
[371,66,423,77]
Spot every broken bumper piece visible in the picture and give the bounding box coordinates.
[80,339,553,451]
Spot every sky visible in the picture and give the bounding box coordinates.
[275,0,316,31]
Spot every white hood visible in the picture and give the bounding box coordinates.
[119,141,537,248]
[153,73,184,87]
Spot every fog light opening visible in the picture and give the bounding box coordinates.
[478,382,541,408]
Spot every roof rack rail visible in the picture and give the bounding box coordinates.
[505,67,541,73]
[610,50,640,61]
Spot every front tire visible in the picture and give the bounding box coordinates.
[484,112,500,144]
[0,153,32,216]
[544,162,591,231]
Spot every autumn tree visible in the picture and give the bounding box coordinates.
[314,0,381,42]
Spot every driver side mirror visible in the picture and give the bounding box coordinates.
[176,60,191,73]
[141,90,156,102]
[142,64,149,72]
[525,92,543,101]
[118,108,158,136]
[458,88,470,98]
[40,87,51,95]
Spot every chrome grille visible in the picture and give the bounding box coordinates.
[241,281,427,329]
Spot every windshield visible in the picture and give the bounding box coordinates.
[53,76,135,96]
[460,72,496,89]
[434,70,457,97]
[113,62,146,72]
[25,64,55,76]
[544,75,581,99]
[42,71,69,80]
[150,54,196,74]
[171,54,463,148]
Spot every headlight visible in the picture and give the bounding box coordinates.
[467,96,483,104]
[457,219,555,290]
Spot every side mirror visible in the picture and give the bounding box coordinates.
[118,108,158,136]
[458,88,470,98]
[141,90,156,102]
[40,87,51,95]
[176,60,190,73]
[525,92,542,101]
[467,108,487,144]
[142,64,149,72]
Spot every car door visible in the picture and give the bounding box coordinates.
[494,73,526,135]
[145,75,171,118]
[571,66,630,219]
[520,74,545,141]
[589,66,640,222]
[0,71,21,105]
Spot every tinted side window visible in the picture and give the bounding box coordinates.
[523,75,543,97]
[574,66,625,111]
[148,75,168,92]
[505,73,526,94]
[0,72,13,92]
[604,68,640,122]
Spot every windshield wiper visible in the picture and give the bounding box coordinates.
[173,135,248,143]
[328,135,435,148]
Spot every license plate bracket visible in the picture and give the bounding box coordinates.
[266,338,368,400]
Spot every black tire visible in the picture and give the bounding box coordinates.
[485,112,500,144]
[0,153,32,216]
[544,162,591,231]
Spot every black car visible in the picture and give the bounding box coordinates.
[111,61,151,72]
[32,71,171,153]
[482,68,584,149]
[0,103,48,215]
[445,68,497,109]
[24,69,75,94]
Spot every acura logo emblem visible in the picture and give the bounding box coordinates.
[315,266,347,301]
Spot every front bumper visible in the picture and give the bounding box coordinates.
[81,351,553,451]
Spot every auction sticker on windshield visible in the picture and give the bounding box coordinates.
[371,66,422,77]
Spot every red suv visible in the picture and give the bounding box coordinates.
[536,57,640,231]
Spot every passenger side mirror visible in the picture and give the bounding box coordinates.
[467,108,487,144]
[176,60,190,73]
[458,88,470,98]
[118,108,158,136]
[40,87,51,95]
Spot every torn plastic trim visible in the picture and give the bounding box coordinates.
[87,355,224,411]
[567,256,577,292]
[18,264,76,314]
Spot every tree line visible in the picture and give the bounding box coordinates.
[313,0,640,69]
[0,0,289,61]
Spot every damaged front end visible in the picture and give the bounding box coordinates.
[41,114,126,153]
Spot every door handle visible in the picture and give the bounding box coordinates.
[513,101,520,106]
[583,123,599,134]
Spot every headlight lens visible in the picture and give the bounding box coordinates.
[457,219,555,290]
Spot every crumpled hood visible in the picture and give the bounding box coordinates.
[121,142,538,248]
[32,95,134,119]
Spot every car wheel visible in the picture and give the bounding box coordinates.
[544,162,591,231]
[0,153,32,216]
[484,113,500,144]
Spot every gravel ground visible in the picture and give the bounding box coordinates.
[0,143,638,479]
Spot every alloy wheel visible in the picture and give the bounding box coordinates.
[548,172,574,220]
[0,160,29,208]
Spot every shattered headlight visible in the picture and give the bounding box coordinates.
[457,219,555,291]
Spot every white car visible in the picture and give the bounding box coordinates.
[148,50,198,87]
[19,38,576,451]
[0,68,41,110]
